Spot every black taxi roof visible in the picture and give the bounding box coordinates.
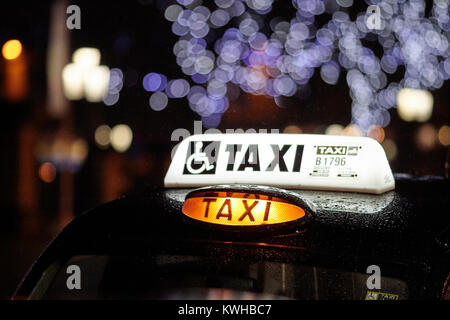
[14,174,450,299]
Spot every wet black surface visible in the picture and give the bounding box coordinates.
[14,176,450,299]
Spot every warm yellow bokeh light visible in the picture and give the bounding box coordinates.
[84,65,110,102]
[62,47,109,101]
[283,125,302,134]
[325,124,344,136]
[2,39,22,60]
[397,88,433,122]
[62,63,84,100]
[438,125,450,147]
[342,124,363,137]
[70,139,89,163]
[416,124,438,151]
[110,124,133,153]
[72,47,101,70]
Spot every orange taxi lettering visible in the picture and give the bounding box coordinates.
[264,201,271,221]
[238,200,258,221]
[216,199,232,220]
[202,198,217,218]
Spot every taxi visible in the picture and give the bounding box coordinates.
[13,134,450,300]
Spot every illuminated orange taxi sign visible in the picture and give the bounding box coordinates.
[182,191,305,226]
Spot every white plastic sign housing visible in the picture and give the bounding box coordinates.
[164,134,395,194]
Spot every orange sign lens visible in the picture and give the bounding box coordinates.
[182,191,305,226]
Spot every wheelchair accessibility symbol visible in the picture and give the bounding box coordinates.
[183,141,219,175]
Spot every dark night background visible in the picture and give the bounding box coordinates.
[0,0,448,299]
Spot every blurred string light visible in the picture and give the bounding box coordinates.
[62,47,111,102]
[140,0,450,130]
[149,91,169,110]
[2,39,22,60]
[103,68,124,106]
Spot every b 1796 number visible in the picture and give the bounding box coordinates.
[315,157,346,166]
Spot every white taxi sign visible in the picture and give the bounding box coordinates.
[164,134,395,194]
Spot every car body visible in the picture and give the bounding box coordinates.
[13,134,450,300]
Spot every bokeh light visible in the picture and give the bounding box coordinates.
[103,68,123,106]
[62,63,84,100]
[283,125,302,134]
[166,79,190,98]
[143,73,167,92]
[70,139,89,165]
[38,162,56,183]
[325,124,344,135]
[416,124,438,152]
[342,124,362,137]
[438,125,450,146]
[397,88,434,122]
[63,47,110,102]
[84,65,110,102]
[2,39,22,60]
[110,124,133,153]
[72,48,101,70]
[149,91,169,111]
[367,125,385,143]
[138,0,450,129]
[94,125,111,149]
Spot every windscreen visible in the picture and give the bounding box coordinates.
[34,254,408,300]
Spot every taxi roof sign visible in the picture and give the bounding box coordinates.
[164,133,395,194]
[182,190,306,227]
